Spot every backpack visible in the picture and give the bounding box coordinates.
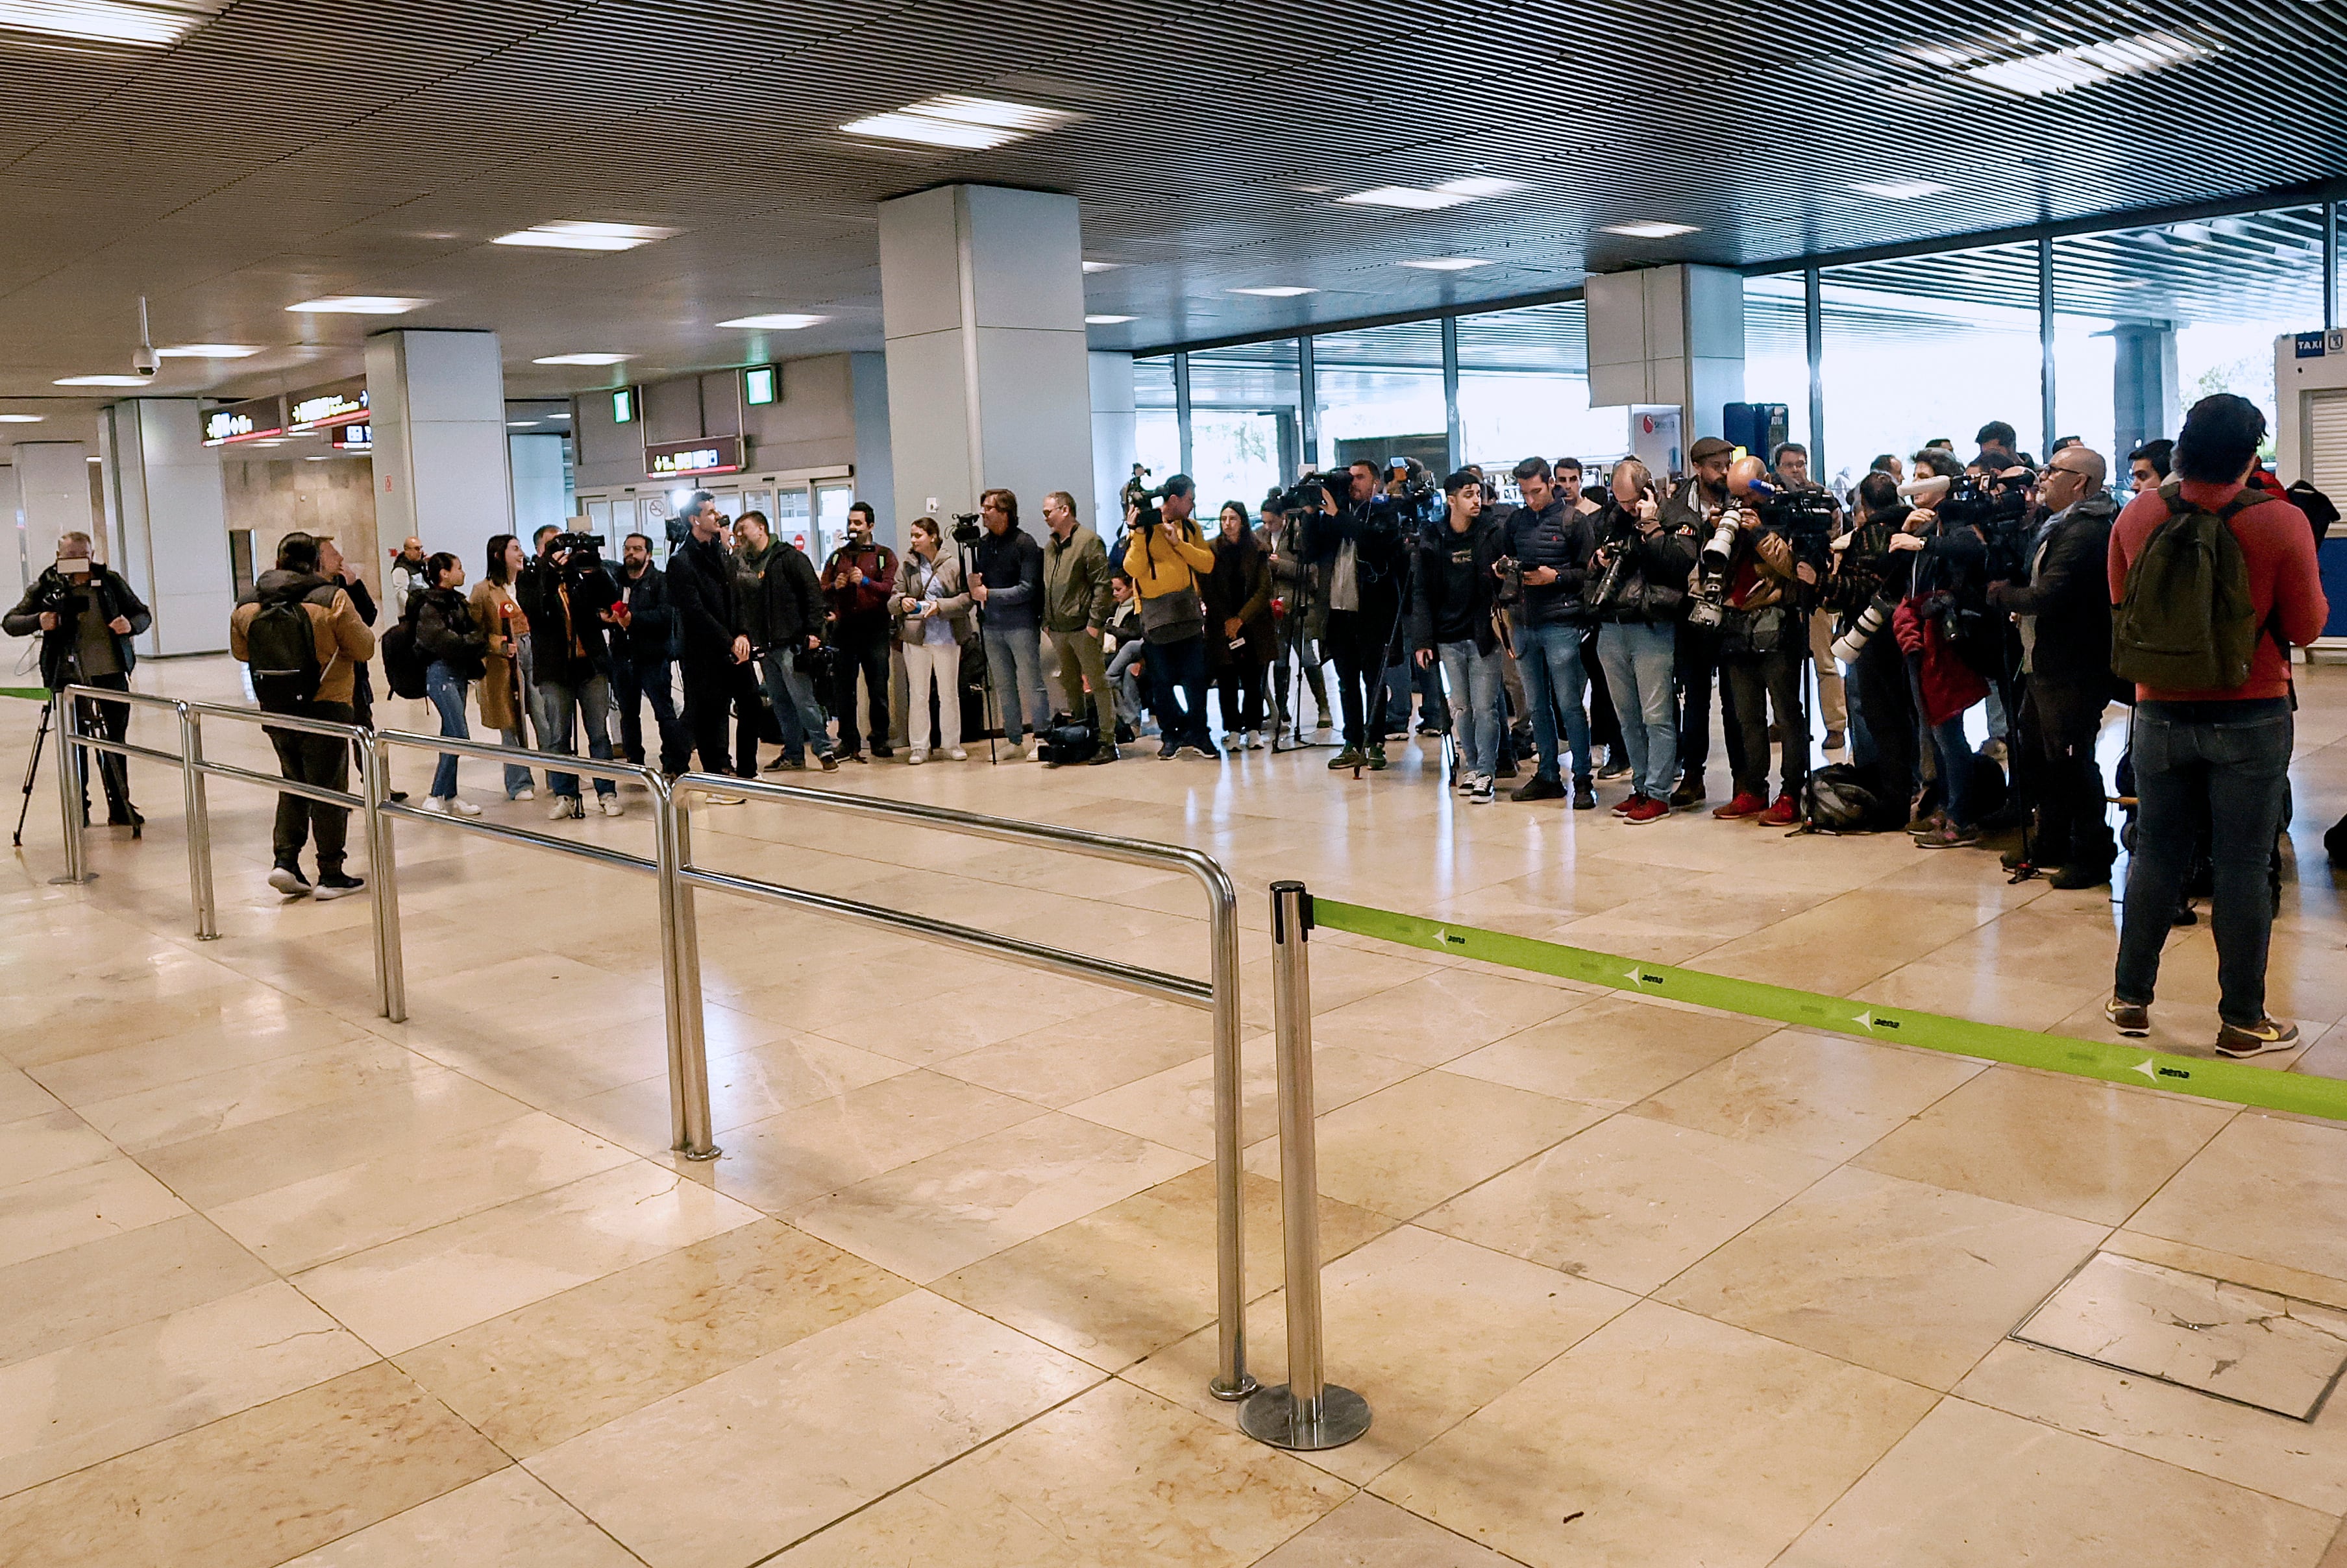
[2110,482,2259,691]
[380,610,428,700]
[247,587,325,710]
[1806,763,1902,833]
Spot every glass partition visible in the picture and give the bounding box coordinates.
[1135,355,1181,484]
[1741,273,1813,456]
[1186,339,1301,514]
[1455,300,1626,482]
[1312,321,1446,475]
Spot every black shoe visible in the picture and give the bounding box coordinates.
[315,872,366,902]
[2170,900,2198,927]
[818,752,839,772]
[1159,741,1179,760]
[1495,757,1520,780]
[1668,771,1707,809]
[870,744,894,759]
[105,805,144,827]
[1114,721,1137,744]
[1999,847,2033,872]
[1572,781,1597,811]
[2047,863,2111,890]
[1327,746,1364,770]
[2215,1018,2301,1058]
[1178,742,1214,760]
[847,751,870,765]
[1087,745,1119,765]
[389,790,410,804]
[267,863,312,898]
[761,755,798,771]
[1512,774,1566,803]
[1365,744,1389,770]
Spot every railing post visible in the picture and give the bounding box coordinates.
[178,704,217,939]
[362,733,406,1023]
[656,779,719,1162]
[1240,881,1370,1451]
[1201,859,1255,1404]
[50,692,90,887]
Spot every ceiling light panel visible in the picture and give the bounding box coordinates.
[1602,221,1701,238]
[1849,179,1948,200]
[55,374,153,385]
[1085,314,1136,324]
[0,0,224,46]
[1436,177,1526,197]
[717,313,826,330]
[1940,31,2215,98]
[493,221,679,252]
[1081,261,1121,273]
[1338,186,1470,211]
[532,352,633,365]
[286,297,426,314]
[841,95,1079,151]
[0,413,45,423]
[1229,286,1316,297]
[1399,258,1490,271]
[155,343,262,357]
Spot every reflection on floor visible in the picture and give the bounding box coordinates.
[5,653,2347,1567]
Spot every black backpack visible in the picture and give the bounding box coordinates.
[380,606,428,700]
[247,587,324,711]
[1806,763,1902,833]
[2111,482,2261,691]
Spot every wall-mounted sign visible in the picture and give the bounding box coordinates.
[288,380,369,430]
[612,387,637,424]
[2298,332,2328,360]
[743,365,778,406]
[332,423,372,451]
[645,434,744,478]
[203,395,286,446]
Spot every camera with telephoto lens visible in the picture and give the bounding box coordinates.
[950,512,983,548]
[1493,555,1525,609]
[1684,508,1743,629]
[1829,593,1898,663]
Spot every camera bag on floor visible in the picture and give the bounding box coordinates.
[1037,719,1098,766]
[1806,762,1902,833]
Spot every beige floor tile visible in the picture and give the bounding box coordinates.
[2102,1229,2347,1316]
[293,1160,762,1353]
[2110,1112,2347,1278]
[935,1164,1394,1371]
[1854,1066,2237,1225]
[1309,968,1585,1067]
[1852,958,2104,1033]
[68,1037,432,1151]
[1240,942,1439,1031]
[1064,1035,1419,1159]
[0,1279,377,1497]
[1370,1300,1938,1568]
[1252,1493,1515,1567]
[1773,1396,2337,1567]
[278,1467,641,1567]
[1419,1114,1832,1293]
[1634,1031,1984,1160]
[709,1069,1046,1214]
[789,1112,1201,1281]
[1698,887,1993,994]
[0,1108,114,1190]
[0,1361,507,1568]
[0,1213,271,1369]
[1444,993,1775,1107]
[932,1002,1215,1108]
[524,1291,1101,1568]
[770,1378,1347,1567]
[1129,1226,1638,1486]
[0,1156,190,1271]
[397,1218,909,1456]
[210,1110,636,1271]
[0,1069,60,1122]
[552,1031,913,1152]
[1245,1070,1606,1219]
[1660,1166,2106,1389]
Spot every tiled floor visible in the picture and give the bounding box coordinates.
[4,654,2347,1567]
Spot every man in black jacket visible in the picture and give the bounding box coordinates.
[735,511,835,772]
[1304,463,1410,770]
[609,532,691,777]
[1988,445,2119,887]
[1409,471,1508,800]
[1662,437,1743,807]
[1503,456,1599,809]
[667,493,752,795]
[516,530,624,818]
[3,531,150,827]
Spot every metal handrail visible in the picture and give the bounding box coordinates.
[669,769,1257,1406]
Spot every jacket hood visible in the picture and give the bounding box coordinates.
[246,568,327,604]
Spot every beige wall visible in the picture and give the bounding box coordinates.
[221,456,380,593]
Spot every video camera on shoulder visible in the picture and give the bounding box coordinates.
[950,512,983,548]
[1270,474,1340,519]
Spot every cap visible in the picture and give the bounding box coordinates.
[1688,436,1736,463]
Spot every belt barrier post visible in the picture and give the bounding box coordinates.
[655,781,719,1162]
[178,704,217,940]
[362,733,406,1023]
[1240,880,1370,1450]
[1203,855,1255,1404]
[50,692,89,886]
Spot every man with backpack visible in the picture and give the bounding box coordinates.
[2104,394,2328,1056]
[230,532,376,900]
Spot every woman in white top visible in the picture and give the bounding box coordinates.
[891,517,974,763]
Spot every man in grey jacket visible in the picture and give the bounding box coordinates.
[970,488,1050,759]
[1040,490,1118,764]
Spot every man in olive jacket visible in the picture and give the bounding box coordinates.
[1040,490,1118,761]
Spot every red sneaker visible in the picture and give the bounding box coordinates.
[1758,793,1799,827]
[1611,793,1640,816]
[1623,796,1670,825]
[1712,791,1767,820]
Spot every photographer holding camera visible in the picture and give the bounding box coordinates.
[1824,471,1921,820]
[1772,443,1849,750]
[606,531,695,778]
[1121,474,1218,759]
[1500,456,1599,808]
[820,502,897,762]
[516,526,624,818]
[1299,461,1410,771]
[1698,456,1820,825]
[1662,436,1742,807]
[1588,459,1695,822]
[1408,470,1508,801]
[6,532,150,829]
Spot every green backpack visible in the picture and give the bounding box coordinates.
[2111,482,2259,691]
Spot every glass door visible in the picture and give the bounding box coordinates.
[814,482,855,562]
[774,485,815,559]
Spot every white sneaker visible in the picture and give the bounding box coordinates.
[1455,774,1477,796]
[908,748,927,765]
[446,796,482,818]
[596,794,624,817]
[548,796,579,820]
[1024,737,1046,762]
[511,787,536,802]
[1243,730,1264,750]
[415,795,449,815]
[946,746,967,761]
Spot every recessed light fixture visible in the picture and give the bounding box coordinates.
[1085,314,1137,325]
[493,221,679,252]
[0,413,45,423]
[1951,31,2213,97]
[55,374,153,386]
[842,94,1080,150]
[717,313,826,330]
[1436,177,1525,198]
[1601,221,1701,239]
[1081,261,1122,273]
[532,352,633,365]
[287,297,426,315]
[0,0,224,46]
[86,454,103,462]
[1338,186,1471,211]
[1849,179,1948,200]
[1227,286,1317,298]
[155,343,263,358]
[506,420,541,428]
[305,454,336,461]
[1399,258,1492,271]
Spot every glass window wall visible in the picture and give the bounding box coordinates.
[1741,273,1813,455]
[1311,321,1446,475]
[1135,355,1181,484]
[1455,300,1626,482]
[1186,340,1301,515]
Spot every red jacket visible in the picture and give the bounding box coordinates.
[2107,478,2328,702]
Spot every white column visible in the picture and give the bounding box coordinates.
[1090,350,1137,532]
[99,402,233,656]
[878,184,1094,532]
[1586,263,1746,445]
[366,329,513,557]
[16,442,94,595]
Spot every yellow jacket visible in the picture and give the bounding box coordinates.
[1121,519,1215,598]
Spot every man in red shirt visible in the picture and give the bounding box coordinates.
[2104,395,2328,1057]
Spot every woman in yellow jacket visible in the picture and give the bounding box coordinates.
[1120,476,1219,759]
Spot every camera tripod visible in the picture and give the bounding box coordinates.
[12,696,53,849]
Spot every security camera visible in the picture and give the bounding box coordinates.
[132,344,160,376]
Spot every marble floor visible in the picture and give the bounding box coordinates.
[5,653,2347,1568]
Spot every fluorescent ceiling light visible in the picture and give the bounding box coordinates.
[287,296,426,314]
[0,0,223,47]
[1435,177,1525,198]
[1848,179,1948,200]
[1081,260,1122,273]
[1399,257,1491,271]
[493,221,678,252]
[1229,286,1316,298]
[1338,186,1471,211]
[306,454,336,461]
[1602,221,1701,239]
[718,313,825,330]
[841,95,1079,151]
[532,352,633,365]
[1941,31,2213,97]
[0,413,45,423]
[155,343,262,358]
[55,374,153,386]
[840,112,1014,149]
[1085,314,1136,325]
[86,454,102,461]
[506,420,541,427]
[909,94,1077,131]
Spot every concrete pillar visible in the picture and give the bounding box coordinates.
[365,329,513,558]
[99,403,233,656]
[13,442,93,594]
[1586,263,1746,445]
[509,432,571,540]
[1089,350,1137,532]
[877,184,1094,535]
[850,352,896,546]
[2111,323,2180,462]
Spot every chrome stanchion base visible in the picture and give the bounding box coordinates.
[47,870,95,886]
[678,1144,722,1163]
[1238,1383,1370,1450]
[1208,1373,1260,1404]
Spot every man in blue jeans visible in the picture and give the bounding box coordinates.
[608,533,691,777]
[2104,394,2328,1057]
[1503,456,1599,809]
[971,487,1050,761]
[516,532,624,820]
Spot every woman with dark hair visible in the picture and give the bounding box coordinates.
[891,516,973,762]
[1204,501,1274,748]
[412,551,487,815]
[469,532,535,800]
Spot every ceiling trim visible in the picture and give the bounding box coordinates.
[1135,285,1587,359]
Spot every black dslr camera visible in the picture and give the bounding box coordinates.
[547,530,606,577]
[1935,472,2034,579]
[950,512,983,548]
[1270,474,1339,520]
